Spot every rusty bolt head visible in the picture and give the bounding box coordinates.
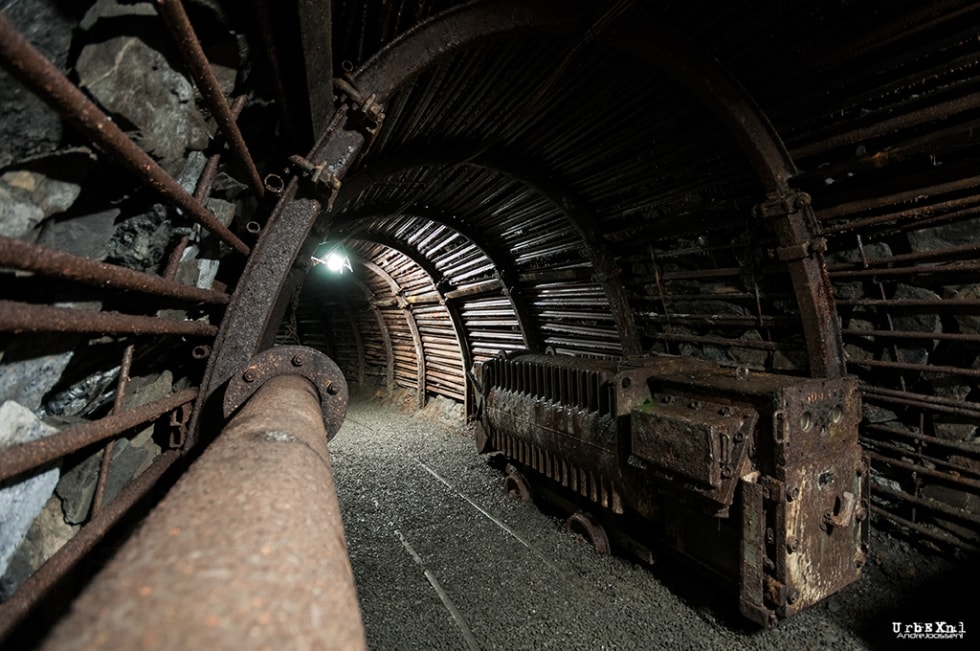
[786,589,799,605]
[786,537,799,554]
[243,369,257,383]
[326,383,339,396]
[786,486,801,502]
[689,400,702,410]
[291,354,305,367]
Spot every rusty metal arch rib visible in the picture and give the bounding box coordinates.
[351,235,474,407]
[354,255,429,407]
[204,0,843,419]
[335,145,640,355]
[346,274,396,388]
[336,207,540,352]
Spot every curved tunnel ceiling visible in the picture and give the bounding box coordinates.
[1,0,980,639]
[294,2,820,410]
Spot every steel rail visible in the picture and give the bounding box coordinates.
[39,375,366,651]
[0,236,229,305]
[0,388,198,484]
[0,14,250,256]
[0,301,218,337]
[154,0,265,198]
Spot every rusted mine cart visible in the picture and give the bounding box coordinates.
[473,352,868,626]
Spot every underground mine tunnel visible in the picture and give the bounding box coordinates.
[0,0,979,648]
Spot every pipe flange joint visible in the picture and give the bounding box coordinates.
[223,345,349,439]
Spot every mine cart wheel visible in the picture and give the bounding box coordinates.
[565,511,611,555]
[504,465,533,502]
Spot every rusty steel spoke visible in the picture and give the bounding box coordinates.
[154,0,265,198]
[0,236,228,304]
[0,301,218,337]
[0,14,250,256]
[0,388,197,484]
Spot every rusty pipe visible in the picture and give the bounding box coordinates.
[40,374,366,651]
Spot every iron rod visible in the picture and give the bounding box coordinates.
[194,95,249,203]
[0,451,181,644]
[0,388,197,484]
[0,236,228,304]
[866,451,980,490]
[0,301,219,336]
[869,504,980,553]
[39,375,366,650]
[0,14,250,256]
[864,422,980,455]
[842,328,980,343]
[91,344,135,519]
[154,0,265,198]
[846,357,980,378]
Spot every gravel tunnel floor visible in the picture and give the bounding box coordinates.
[330,395,975,650]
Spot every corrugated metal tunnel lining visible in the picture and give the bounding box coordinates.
[0,0,978,646]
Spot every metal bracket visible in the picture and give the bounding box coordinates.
[753,191,811,219]
[333,77,385,142]
[773,237,827,262]
[288,155,342,211]
[223,345,349,439]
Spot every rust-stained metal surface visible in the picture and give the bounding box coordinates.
[0,451,182,645]
[0,236,228,305]
[39,374,366,651]
[1,0,979,644]
[224,345,349,439]
[475,352,866,626]
[0,301,219,336]
[0,388,197,484]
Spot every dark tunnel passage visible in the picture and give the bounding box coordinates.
[0,0,979,648]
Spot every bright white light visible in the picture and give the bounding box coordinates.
[311,249,352,273]
[326,252,348,272]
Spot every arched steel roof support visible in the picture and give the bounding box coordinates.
[350,235,475,411]
[335,209,541,352]
[203,0,843,419]
[334,146,641,355]
[348,276,396,388]
[349,0,842,376]
[355,256,429,408]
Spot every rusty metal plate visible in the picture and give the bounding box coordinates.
[223,345,348,439]
[631,398,757,509]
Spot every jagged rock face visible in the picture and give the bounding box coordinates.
[0,402,60,581]
[0,0,76,168]
[76,35,211,167]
